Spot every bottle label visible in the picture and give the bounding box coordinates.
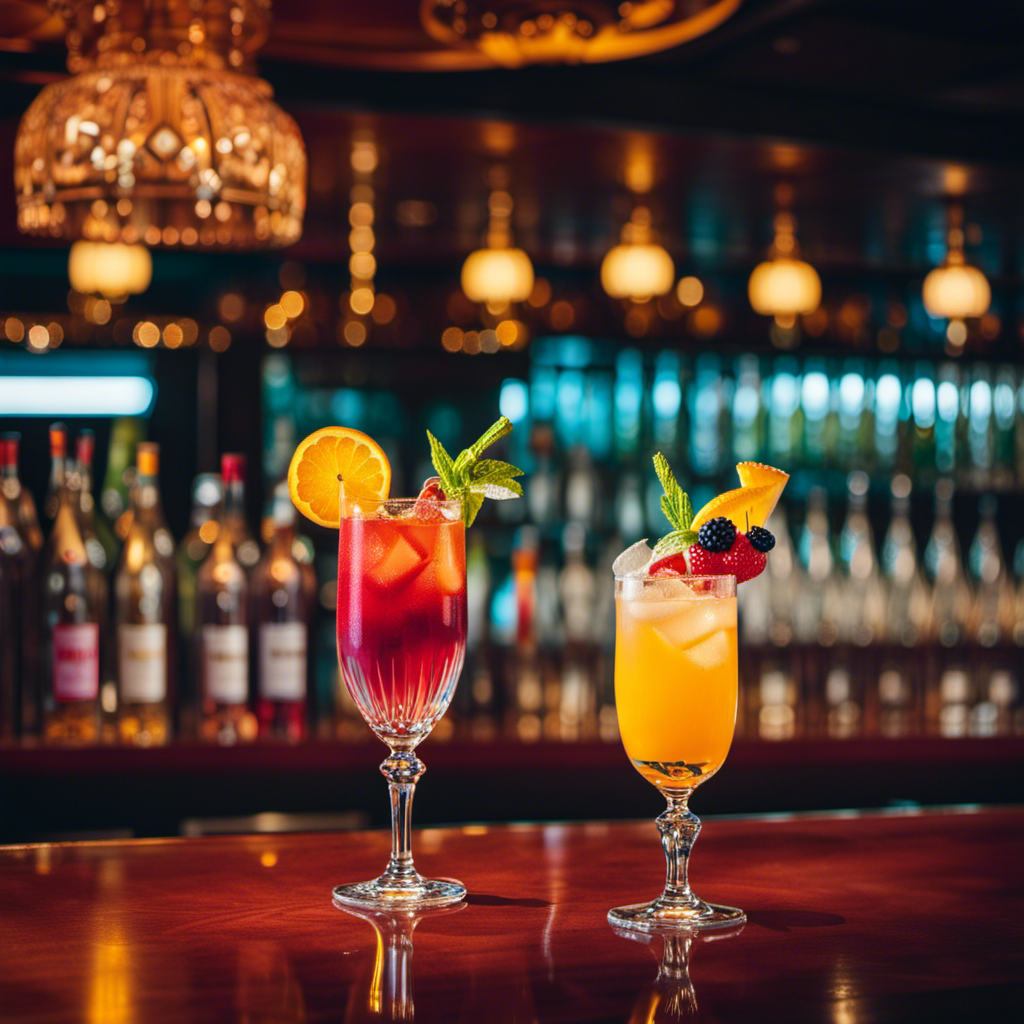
[53,623,99,702]
[118,624,167,703]
[259,622,307,702]
[202,625,248,704]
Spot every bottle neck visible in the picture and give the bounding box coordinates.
[49,453,66,491]
[223,478,246,522]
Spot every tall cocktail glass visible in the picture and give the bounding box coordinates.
[609,573,742,931]
[333,492,467,909]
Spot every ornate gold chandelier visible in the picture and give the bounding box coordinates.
[14,0,306,249]
[421,0,743,67]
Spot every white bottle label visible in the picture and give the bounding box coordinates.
[259,622,307,702]
[118,624,167,703]
[53,623,99,702]
[203,625,248,704]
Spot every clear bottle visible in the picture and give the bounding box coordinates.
[924,479,972,647]
[967,495,1015,648]
[222,453,261,573]
[100,417,141,544]
[0,434,39,735]
[795,487,841,646]
[878,474,929,736]
[557,523,598,741]
[73,429,118,568]
[114,443,175,746]
[176,473,223,736]
[196,454,254,744]
[837,471,887,647]
[41,432,100,745]
[70,430,114,722]
[252,483,311,742]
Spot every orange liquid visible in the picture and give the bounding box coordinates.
[615,592,738,792]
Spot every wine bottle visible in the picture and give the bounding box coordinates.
[0,433,39,735]
[43,422,67,523]
[196,454,255,744]
[74,429,118,568]
[1,431,43,555]
[252,483,310,741]
[41,437,100,745]
[222,453,261,572]
[175,473,223,737]
[114,443,175,746]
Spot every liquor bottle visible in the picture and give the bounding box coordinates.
[73,429,118,567]
[41,434,100,744]
[221,453,261,573]
[837,471,886,647]
[114,443,175,746]
[558,523,597,741]
[0,434,39,735]
[462,531,497,739]
[922,479,972,734]
[101,417,141,543]
[70,430,115,724]
[878,474,929,736]
[1,431,43,555]
[923,479,972,647]
[794,488,841,647]
[196,454,255,744]
[176,473,223,736]
[967,496,1015,648]
[526,425,560,528]
[252,483,311,742]
[43,422,68,522]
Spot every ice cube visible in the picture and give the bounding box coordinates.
[431,524,464,596]
[653,600,734,649]
[612,539,653,578]
[679,630,731,671]
[366,532,429,591]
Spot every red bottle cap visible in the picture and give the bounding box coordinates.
[221,453,246,484]
[75,431,95,466]
[0,433,18,467]
[49,423,67,458]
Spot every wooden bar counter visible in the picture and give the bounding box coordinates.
[2,808,1022,1021]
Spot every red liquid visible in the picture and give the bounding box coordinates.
[336,514,466,744]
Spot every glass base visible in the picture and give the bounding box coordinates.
[332,876,466,910]
[608,899,745,933]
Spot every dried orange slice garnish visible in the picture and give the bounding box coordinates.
[288,426,390,528]
[691,462,789,531]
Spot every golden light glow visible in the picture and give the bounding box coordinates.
[601,208,674,302]
[748,258,821,318]
[748,210,821,322]
[264,304,287,330]
[422,0,743,68]
[15,0,306,249]
[922,260,990,320]
[218,293,245,322]
[441,326,463,352]
[279,290,305,319]
[461,246,535,304]
[68,241,152,298]
[676,276,704,307]
[209,325,231,352]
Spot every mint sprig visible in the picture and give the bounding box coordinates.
[651,452,697,560]
[428,416,523,527]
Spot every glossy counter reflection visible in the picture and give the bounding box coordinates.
[1,811,1023,1022]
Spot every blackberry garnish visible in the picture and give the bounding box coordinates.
[747,525,775,552]
[697,516,736,552]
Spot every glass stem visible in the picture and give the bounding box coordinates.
[657,794,702,908]
[381,751,426,883]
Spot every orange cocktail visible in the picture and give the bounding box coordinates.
[615,579,738,792]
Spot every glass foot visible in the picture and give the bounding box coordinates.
[332,876,466,911]
[608,899,745,933]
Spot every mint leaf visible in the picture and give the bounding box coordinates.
[426,431,459,498]
[652,453,693,532]
[428,417,521,527]
[652,529,697,561]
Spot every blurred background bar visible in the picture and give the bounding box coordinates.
[1,0,1022,842]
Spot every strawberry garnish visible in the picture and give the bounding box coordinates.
[689,531,767,583]
[649,552,689,577]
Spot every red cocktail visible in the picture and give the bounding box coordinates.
[333,494,467,910]
[336,501,466,747]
